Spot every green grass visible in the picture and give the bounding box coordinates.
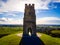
[0,33,60,45]
[0,27,23,34]
[51,30,60,34]
[40,33,60,45]
[0,34,21,45]
[0,27,60,45]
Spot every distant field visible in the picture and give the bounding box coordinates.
[0,27,23,38]
[51,30,60,34]
[50,30,60,38]
[0,27,23,34]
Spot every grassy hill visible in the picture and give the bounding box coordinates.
[0,27,60,45]
[0,33,60,45]
[40,33,60,45]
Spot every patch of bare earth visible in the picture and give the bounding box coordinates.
[16,33,42,37]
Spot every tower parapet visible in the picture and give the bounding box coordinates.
[32,4,34,8]
[25,4,27,7]
[24,4,35,15]
[25,4,34,9]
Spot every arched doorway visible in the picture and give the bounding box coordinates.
[28,27,32,36]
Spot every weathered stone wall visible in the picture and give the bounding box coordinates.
[23,4,36,36]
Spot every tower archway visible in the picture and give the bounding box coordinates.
[28,27,32,36]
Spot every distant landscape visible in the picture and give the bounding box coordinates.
[0,24,60,45]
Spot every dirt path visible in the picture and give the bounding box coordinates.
[16,33,42,37]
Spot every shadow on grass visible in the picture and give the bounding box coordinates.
[0,34,8,38]
[19,35,44,45]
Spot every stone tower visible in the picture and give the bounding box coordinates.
[23,4,36,36]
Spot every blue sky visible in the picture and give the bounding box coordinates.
[0,0,60,25]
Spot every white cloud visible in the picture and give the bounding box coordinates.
[36,17,60,25]
[0,0,52,12]
[0,0,60,12]
[0,17,23,24]
[53,0,60,2]
[0,17,60,25]
[0,17,8,25]
[0,11,20,17]
[4,12,17,16]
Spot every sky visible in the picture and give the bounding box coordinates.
[0,0,60,25]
